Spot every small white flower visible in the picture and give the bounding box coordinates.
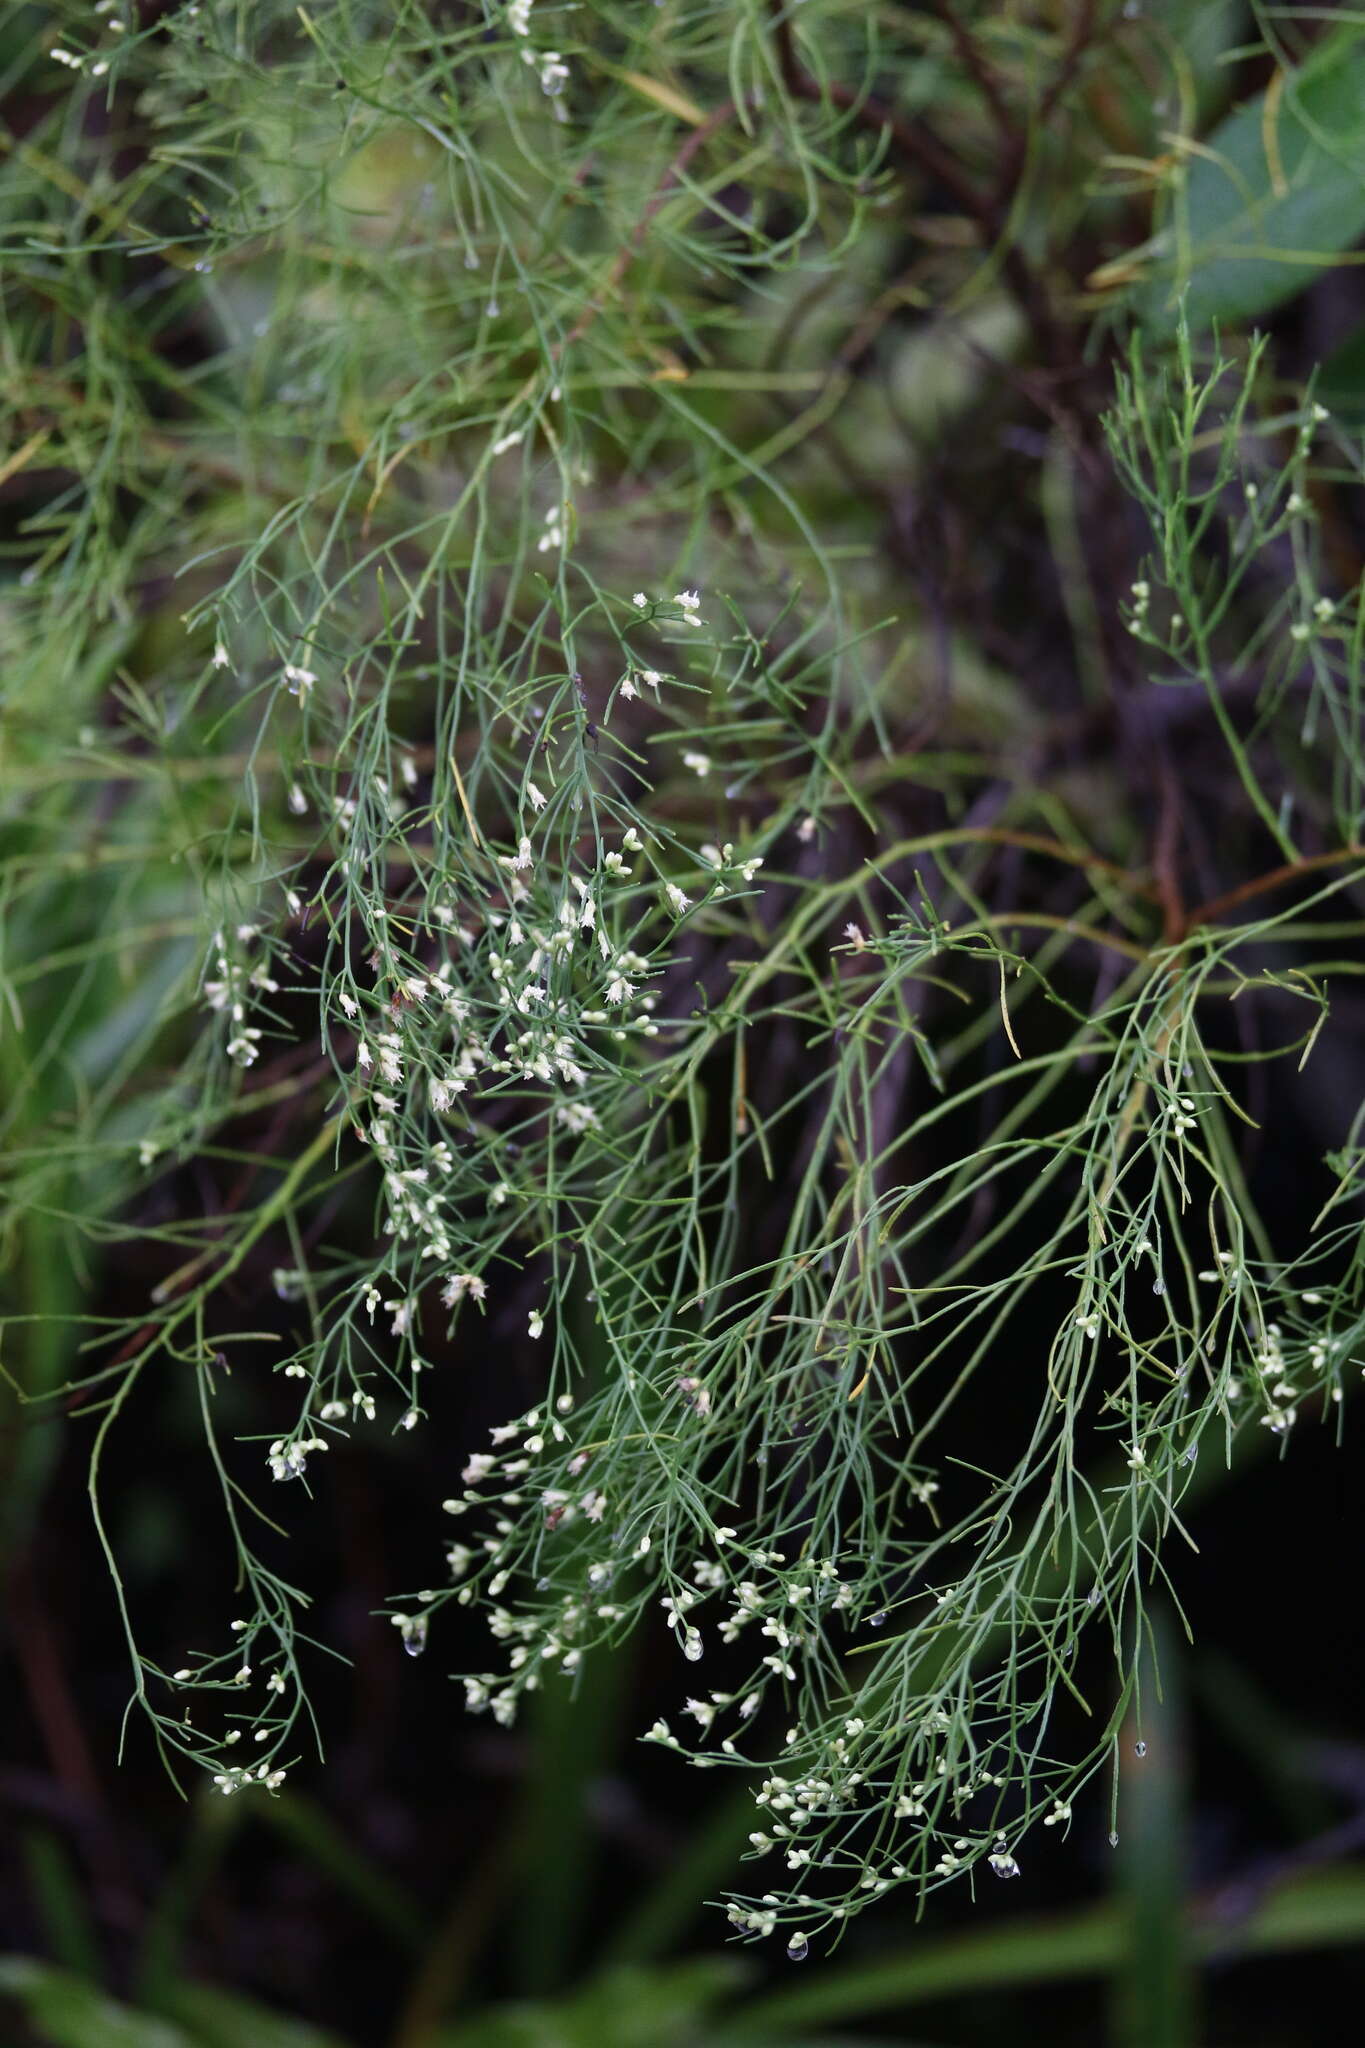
[665,883,690,915]
[682,750,710,777]
[632,591,648,609]
[526,781,548,812]
[674,589,702,624]
[528,1309,544,1339]
[212,640,230,669]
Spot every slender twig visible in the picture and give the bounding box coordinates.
[560,96,754,353]
[765,14,1059,357]
[925,0,1018,153]
[1038,0,1101,125]
[1188,845,1365,931]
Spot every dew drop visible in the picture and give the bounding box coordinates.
[869,1611,887,1628]
[1152,1278,1165,1296]
[403,1635,425,1658]
[1134,1740,1147,1758]
[786,1933,809,1963]
[1109,1830,1119,1848]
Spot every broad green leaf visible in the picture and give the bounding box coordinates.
[726,1864,1365,2037]
[0,1959,195,2048]
[434,1959,746,2048]
[158,1981,347,2048]
[1136,27,1365,331]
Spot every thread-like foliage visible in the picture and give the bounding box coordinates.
[4,0,1365,1959]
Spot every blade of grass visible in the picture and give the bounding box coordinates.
[724,1865,1365,2036]
[258,1790,429,1956]
[1111,1607,1197,2048]
[22,1829,104,1984]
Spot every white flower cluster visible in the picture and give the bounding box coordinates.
[267,1433,329,1482]
[213,1762,287,1795]
[1251,1320,1302,1437]
[336,834,677,1321]
[698,842,764,892]
[436,1391,621,1721]
[506,0,569,100]
[50,2,124,77]
[203,924,279,1067]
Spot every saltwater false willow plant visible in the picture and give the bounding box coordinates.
[5,0,1365,1955]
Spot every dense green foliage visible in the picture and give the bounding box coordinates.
[5,3,1365,2039]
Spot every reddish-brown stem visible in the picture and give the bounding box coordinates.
[1039,0,1101,125]
[560,96,755,354]
[925,0,1018,154]
[763,1,1058,359]
[1188,845,1365,933]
